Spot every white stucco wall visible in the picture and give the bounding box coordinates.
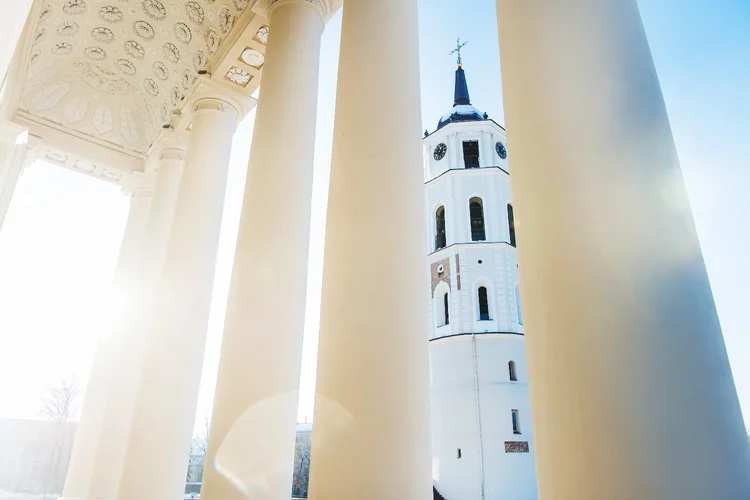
[430,335,537,500]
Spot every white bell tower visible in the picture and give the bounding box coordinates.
[424,45,538,500]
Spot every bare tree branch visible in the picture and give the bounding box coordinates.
[39,377,80,423]
[187,417,210,483]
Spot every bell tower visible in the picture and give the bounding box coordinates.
[424,43,538,500]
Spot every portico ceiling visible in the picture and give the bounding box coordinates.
[18,0,257,155]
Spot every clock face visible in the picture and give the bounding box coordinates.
[433,143,447,161]
[496,141,507,160]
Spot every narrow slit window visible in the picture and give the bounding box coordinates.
[457,448,462,459]
[463,140,480,168]
[443,292,450,326]
[512,409,521,434]
[509,361,517,381]
[478,286,490,321]
[507,204,516,247]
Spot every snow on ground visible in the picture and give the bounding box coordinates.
[0,492,59,500]
[0,491,204,500]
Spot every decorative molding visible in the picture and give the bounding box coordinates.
[226,67,252,87]
[12,111,144,180]
[504,441,530,453]
[12,0,255,156]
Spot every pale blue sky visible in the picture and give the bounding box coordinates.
[0,0,747,433]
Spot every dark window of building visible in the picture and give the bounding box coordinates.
[507,204,516,247]
[443,292,450,325]
[512,409,521,434]
[435,206,447,250]
[478,286,490,321]
[469,198,486,241]
[463,140,480,168]
[457,448,462,459]
[509,361,517,381]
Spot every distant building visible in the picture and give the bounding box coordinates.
[0,419,76,495]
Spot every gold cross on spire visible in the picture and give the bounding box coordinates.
[449,37,468,67]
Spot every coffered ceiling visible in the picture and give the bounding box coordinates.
[18,0,256,155]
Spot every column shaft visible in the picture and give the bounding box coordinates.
[495,1,750,498]
[61,184,153,500]
[308,0,432,499]
[85,150,184,500]
[200,2,323,499]
[0,122,28,231]
[116,99,238,500]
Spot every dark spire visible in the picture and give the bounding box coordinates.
[435,38,485,131]
[454,66,471,106]
[449,38,471,106]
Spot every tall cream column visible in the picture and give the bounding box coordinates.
[82,148,185,500]
[200,2,325,499]
[0,122,29,231]
[495,1,750,499]
[116,97,239,500]
[61,177,154,500]
[308,0,432,499]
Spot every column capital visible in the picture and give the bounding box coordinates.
[156,147,186,163]
[185,76,256,125]
[254,0,339,23]
[192,97,240,121]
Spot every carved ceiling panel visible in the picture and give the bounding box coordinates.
[20,0,252,154]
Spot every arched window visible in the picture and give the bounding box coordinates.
[478,286,490,321]
[509,361,517,381]
[507,204,516,247]
[515,283,523,325]
[469,198,485,241]
[435,206,447,250]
